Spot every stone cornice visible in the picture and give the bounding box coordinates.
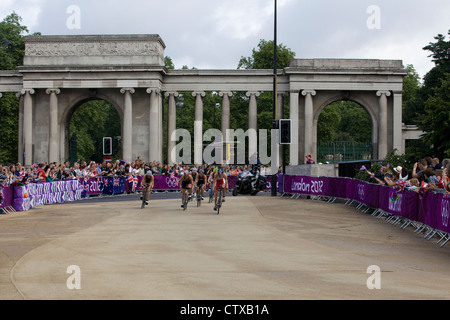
[25,34,166,48]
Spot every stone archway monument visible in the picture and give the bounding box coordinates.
[0,34,407,169]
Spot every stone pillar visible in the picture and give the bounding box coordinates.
[193,91,205,165]
[165,91,178,165]
[377,90,391,160]
[46,89,60,163]
[393,91,403,154]
[220,91,232,163]
[147,88,161,162]
[289,90,299,165]
[120,88,135,163]
[246,91,260,162]
[19,89,35,166]
[302,89,316,163]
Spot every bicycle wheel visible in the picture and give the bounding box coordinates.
[183,190,188,211]
[141,186,147,209]
[208,188,213,203]
[197,189,201,207]
[217,187,222,215]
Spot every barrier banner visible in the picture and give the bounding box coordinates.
[437,194,450,233]
[283,175,332,196]
[399,189,418,222]
[278,174,284,193]
[0,184,14,208]
[13,180,82,212]
[418,192,440,230]
[330,177,348,199]
[4,173,450,237]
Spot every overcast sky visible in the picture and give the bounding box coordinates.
[1,0,449,79]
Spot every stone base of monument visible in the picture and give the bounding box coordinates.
[285,164,336,177]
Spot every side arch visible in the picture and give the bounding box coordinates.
[59,90,124,163]
[312,92,379,161]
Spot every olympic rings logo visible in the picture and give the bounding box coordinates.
[166,176,180,188]
[358,184,365,200]
[442,199,449,227]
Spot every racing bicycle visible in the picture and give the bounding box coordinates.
[141,185,149,209]
[216,185,223,215]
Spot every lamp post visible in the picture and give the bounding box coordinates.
[271,0,278,197]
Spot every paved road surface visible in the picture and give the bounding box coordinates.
[0,193,449,300]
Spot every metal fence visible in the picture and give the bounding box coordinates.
[317,141,372,164]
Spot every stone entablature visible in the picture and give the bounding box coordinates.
[23,34,166,67]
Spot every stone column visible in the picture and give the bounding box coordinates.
[289,90,299,165]
[165,91,178,165]
[220,91,232,163]
[377,90,391,160]
[246,91,260,162]
[302,89,316,163]
[393,91,403,154]
[193,91,205,165]
[120,88,135,163]
[19,89,35,166]
[46,89,61,163]
[147,88,161,162]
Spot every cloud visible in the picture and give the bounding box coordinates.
[0,0,43,31]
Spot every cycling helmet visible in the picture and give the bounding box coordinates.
[199,169,204,174]
[146,171,152,175]
[213,168,218,173]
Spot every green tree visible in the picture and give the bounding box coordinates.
[0,12,35,164]
[238,39,296,70]
[416,30,450,158]
[317,103,341,143]
[402,64,422,125]
[69,100,121,163]
[416,30,450,123]
[317,101,371,143]
[0,93,19,163]
[336,101,371,142]
[0,12,28,70]
[420,74,450,158]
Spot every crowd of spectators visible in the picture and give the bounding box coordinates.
[0,157,275,187]
[363,156,450,194]
[3,155,449,196]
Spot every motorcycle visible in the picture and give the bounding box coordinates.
[232,171,267,196]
